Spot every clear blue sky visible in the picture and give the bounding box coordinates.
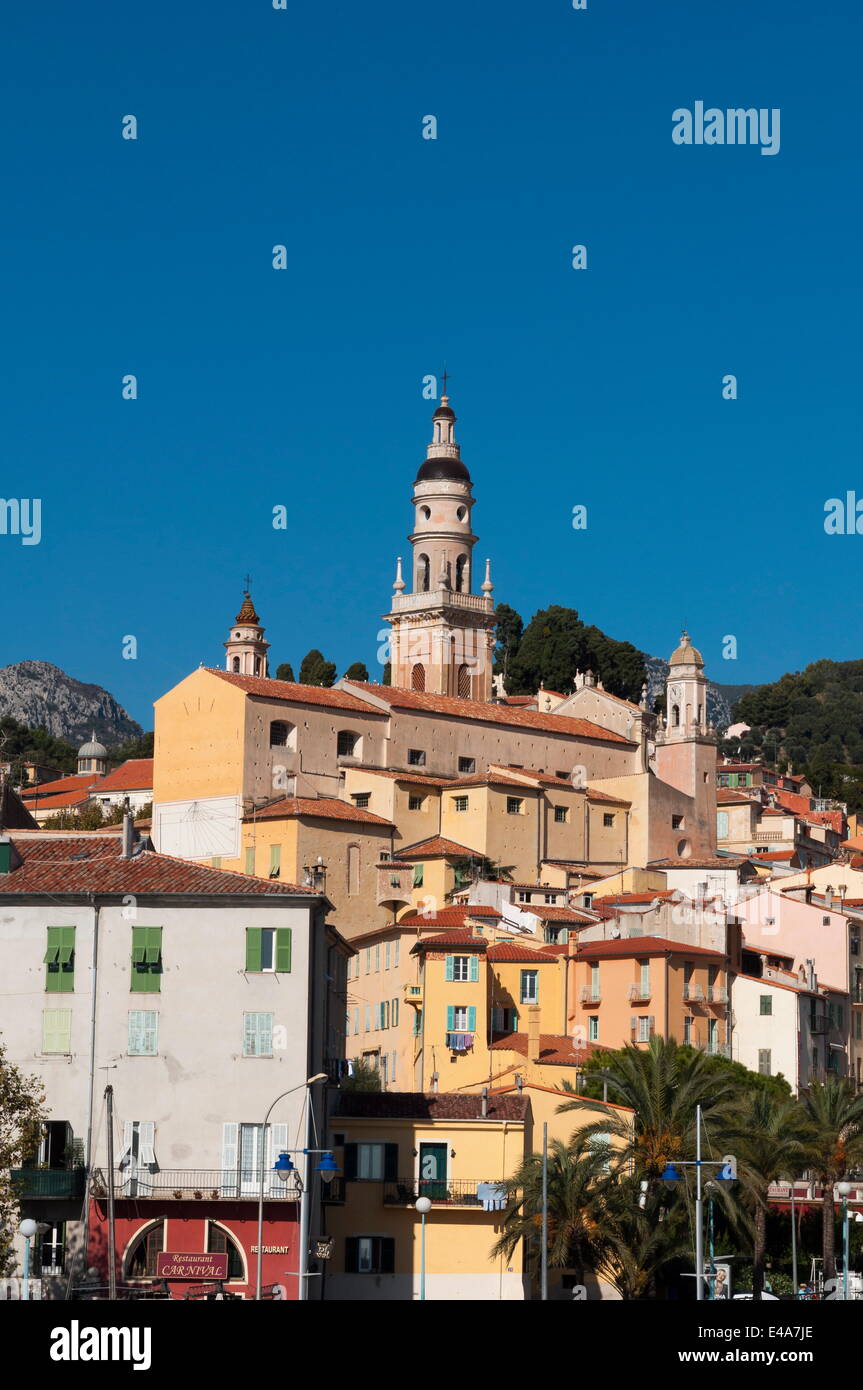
[1,0,860,730]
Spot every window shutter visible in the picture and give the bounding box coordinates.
[392,998,399,1028]
[384,1143,398,1181]
[119,1121,135,1169]
[221,1123,238,1196]
[469,955,479,982]
[139,1122,156,1167]
[394,940,400,967]
[446,1005,455,1031]
[630,1015,637,1033]
[492,1007,502,1032]
[275,928,292,973]
[343,1143,358,1181]
[345,1236,359,1273]
[128,1011,144,1054]
[131,926,147,964]
[467,1005,477,1032]
[267,1122,289,1192]
[59,926,75,963]
[245,929,262,972]
[648,1016,655,1037]
[380,1238,395,1274]
[44,927,61,964]
[145,927,162,963]
[42,1009,71,1054]
[412,865,424,888]
[445,956,454,982]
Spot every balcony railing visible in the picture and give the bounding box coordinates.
[10,1168,86,1201]
[683,984,704,1002]
[628,983,651,1002]
[404,984,423,1003]
[708,986,728,1004]
[383,1178,508,1209]
[90,1170,303,1201]
[810,1013,830,1034]
[580,986,601,1004]
[391,590,492,614]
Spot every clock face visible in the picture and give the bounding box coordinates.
[669,685,681,702]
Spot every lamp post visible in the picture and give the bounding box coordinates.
[19,1219,37,1301]
[416,1197,431,1300]
[837,1181,852,1300]
[541,1121,548,1302]
[255,1074,328,1301]
[661,1106,736,1302]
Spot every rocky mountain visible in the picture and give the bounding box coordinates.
[0,661,143,746]
[644,654,756,732]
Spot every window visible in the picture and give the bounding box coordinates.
[127,1222,165,1279]
[520,970,539,1004]
[411,664,426,692]
[588,1016,599,1042]
[448,1005,475,1033]
[554,806,568,823]
[394,939,400,967]
[345,1142,398,1181]
[412,864,424,888]
[458,757,475,774]
[337,731,358,757]
[506,797,523,815]
[269,845,281,879]
[758,1049,772,1075]
[352,793,371,809]
[244,847,255,875]
[243,1012,274,1057]
[408,794,424,811]
[130,927,162,993]
[207,1224,244,1280]
[446,954,478,982]
[544,894,555,904]
[672,814,684,830]
[269,721,290,747]
[716,811,729,839]
[603,813,614,828]
[417,554,430,592]
[232,657,240,672]
[44,927,75,993]
[453,796,469,813]
[346,1236,395,1275]
[375,944,381,972]
[364,1005,371,1032]
[639,961,650,996]
[391,998,399,1028]
[823,916,830,926]
[455,554,467,592]
[37,1221,66,1276]
[408,748,426,766]
[637,1016,652,1043]
[759,995,772,1016]
[42,1009,72,1055]
[518,891,530,903]
[684,1016,692,1044]
[128,1010,158,1056]
[245,927,291,973]
[492,1006,518,1032]
[590,963,600,1000]
[348,844,360,896]
[457,665,471,699]
[385,942,391,970]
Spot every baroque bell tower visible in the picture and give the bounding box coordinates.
[224,591,270,678]
[385,391,495,700]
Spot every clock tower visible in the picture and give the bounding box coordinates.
[653,631,717,846]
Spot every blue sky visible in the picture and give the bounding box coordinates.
[1,0,860,729]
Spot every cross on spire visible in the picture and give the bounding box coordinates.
[243,573,252,593]
[441,365,450,399]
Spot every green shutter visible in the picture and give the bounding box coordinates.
[46,926,75,993]
[131,926,147,965]
[244,847,255,875]
[446,1005,455,1031]
[144,927,162,963]
[42,1009,71,1054]
[384,1144,399,1181]
[413,865,424,888]
[467,1006,476,1032]
[245,929,262,972]
[445,956,454,982]
[43,926,61,964]
[275,928,292,973]
[469,955,479,982]
[131,926,160,993]
[343,1144,358,1181]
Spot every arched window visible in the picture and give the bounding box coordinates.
[671,705,680,727]
[411,663,426,692]
[457,664,471,698]
[348,844,360,897]
[207,1223,245,1281]
[232,657,240,672]
[254,657,262,676]
[417,554,430,592]
[337,730,358,758]
[125,1221,164,1279]
[455,554,467,592]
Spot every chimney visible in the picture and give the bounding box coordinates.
[121,808,134,860]
[527,1005,541,1063]
[481,1087,489,1118]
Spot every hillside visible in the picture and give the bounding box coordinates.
[733,659,863,779]
[0,661,143,747]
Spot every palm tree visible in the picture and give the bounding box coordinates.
[590,1173,692,1300]
[718,1090,809,1299]
[799,1078,863,1281]
[557,1037,736,1180]
[490,1134,610,1287]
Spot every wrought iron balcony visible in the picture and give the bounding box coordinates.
[11,1167,86,1201]
[383,1177,508,1208]
[89,1170,303,1201]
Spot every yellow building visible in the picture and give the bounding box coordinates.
[324,1090,530,1300]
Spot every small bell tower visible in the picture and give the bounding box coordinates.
[224,590,270,678]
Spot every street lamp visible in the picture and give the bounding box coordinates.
[837,1181,853,1301]
[416,1196,431,1300]
[659,1106,737,1302]
[255,1074,328,1301]
[18,1219,48,1301]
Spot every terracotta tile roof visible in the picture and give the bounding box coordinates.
[411,928,489,951]
[489,765,573,787]
[576,935,724,960]
[243,796,393,827]
[331,1091,529,1121]
[716,788,757,805]
[449,773,541,790]
[490,1032,599,1066]
[348,766,455,788]
[0,838,319,897]
[841,836,863,853]
[755,850,797,862]
[586,789,632,805]
[500,696,537,706]
[530,904,597,923]
[487,942,560,963]
[396,835,480,858]
[22,774,97,800]
[341,682,634,744]
[396,905,501,927]
[769,789,811,816]
[32,788,93,810]
[805,810,845,833]
[93,759,153,792]
[593,891,676,905]
[648,855,747,869]
[208,668,386,713]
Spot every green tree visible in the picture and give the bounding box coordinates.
[0,717,77,777]
[798,1078,863,1281]
[109,732,154,764]
[589,1171,691,1300]
[298,650,337,688]
[275,663,295,683]
[341,1059,381,1092]
[492,604,524,684]
[344,662,369,682]
[0,1038,47,1276]
[506,606,645,702]
[382,662,392,686]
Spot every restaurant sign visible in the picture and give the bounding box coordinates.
[155,1252,229,1280]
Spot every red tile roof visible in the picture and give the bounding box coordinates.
[716,789,757,805]
[22,774,96,800]
[31,788,93,810]
[411,928,489,951]
[208,668,386,713]
[487,942,560,963]
[529,905,597,924]
[348,767,455,788]
[396,835,480,858]
[331,1092,529,1121]
[93,759,154,792]
[397,905,501,928]
[576,935,724,960]
[593,891,676,905]
[341,682,634,744]
[0,838,319,897]
[244,796,393,827]
[450,772,542,790]
[490,1032,599,1066]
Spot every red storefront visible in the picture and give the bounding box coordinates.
[86,1196,301,1299]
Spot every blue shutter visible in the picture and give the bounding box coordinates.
[446,1005,455,1031]
[469,955,479,982]
[467,1006,476,1032]
[445,956,454,982]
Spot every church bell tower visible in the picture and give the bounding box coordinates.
[224,591,271,678]
[384,392,495,700]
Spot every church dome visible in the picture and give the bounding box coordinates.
[669,631,704,667]
[235,592,260,624]
[415,456,472,483]
[78,733,108,759]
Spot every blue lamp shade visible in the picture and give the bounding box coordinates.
[316,1152,339,1184]
[661,1162,682,1188]
[273,1151,295,1178]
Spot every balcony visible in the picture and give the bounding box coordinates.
[391,590,493,615]
[683,984,705,1002]
[580,986,601,1005]
[383,1178,508,1209]
[90,1170,303,1201]
[376,866,413,909]
[810,1013,830,1034]
[10,1168,86,1201]
[628,983,651,1002]
[708,986,728,1004]
[403,983,423,1004]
